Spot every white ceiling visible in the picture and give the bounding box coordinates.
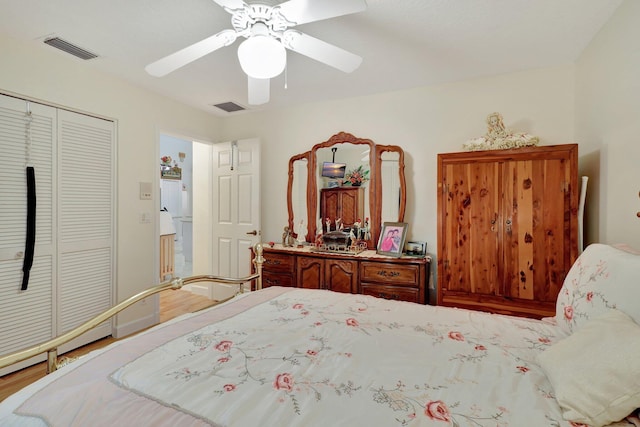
[0,0,622,116]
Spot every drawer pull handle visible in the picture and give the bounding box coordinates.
[376,270,400,278]
[378,293,400,300]
[266,259,282,265]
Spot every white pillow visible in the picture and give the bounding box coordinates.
[555,243,640,334]
[537,309,640,427]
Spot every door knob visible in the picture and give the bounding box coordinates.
[246,230,258,236]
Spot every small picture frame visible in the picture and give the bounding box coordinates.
[376,222,408,257]
[404,240,427,257]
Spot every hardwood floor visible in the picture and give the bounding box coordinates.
[0,289,214,403]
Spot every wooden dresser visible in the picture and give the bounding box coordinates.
[437,144,579,318]
[253,245,430,304]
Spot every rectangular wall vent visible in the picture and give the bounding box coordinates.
[44,37,98,60]
[213,102,246,113]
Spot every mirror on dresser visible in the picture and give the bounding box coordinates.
[287,131,406,249]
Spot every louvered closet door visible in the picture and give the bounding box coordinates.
[57,109,114,353]
[0,95,56,372]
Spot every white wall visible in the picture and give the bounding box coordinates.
[575,0,640,249]
[0,32,222,335]
[220,65,576,260]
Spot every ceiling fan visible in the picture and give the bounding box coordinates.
[145,0,367,105]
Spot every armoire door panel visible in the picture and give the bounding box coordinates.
[441,161,500,296]
[340,191,358,225]
[503,157,570,303]
[503,159,535,300]
[323,191,339,224]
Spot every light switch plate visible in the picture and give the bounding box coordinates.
[140,212,152,223]
[139,182,152,200]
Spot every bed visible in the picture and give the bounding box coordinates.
[1,243,639,427]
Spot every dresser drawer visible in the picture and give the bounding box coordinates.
[360,262,421,287]
[361,284,420,303]
[263,253,295,273]
[263,271,294,288]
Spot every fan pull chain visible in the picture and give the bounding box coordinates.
[230,140,237,171]
[284,61,288,90]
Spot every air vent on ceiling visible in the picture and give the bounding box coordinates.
[44,37,98,60]
[213,102,246,113]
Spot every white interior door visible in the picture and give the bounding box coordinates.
[56,109,114,353]
[0,96,56,374]
[211,138,261,298]
[160,179,182,241]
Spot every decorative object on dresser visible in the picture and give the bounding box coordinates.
[404,240,427,257]
[252,244,429,304]
[344,164,369,186]
[376,222,408,257]
[437,144,579,318]
[287,131,406,250]
[281,226,295,247]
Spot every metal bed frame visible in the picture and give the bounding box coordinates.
[0,243,265,373]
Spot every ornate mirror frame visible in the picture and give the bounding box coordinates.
[287,131,406,249]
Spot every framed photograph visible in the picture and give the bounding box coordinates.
[376,222,408,257]
[404,240,427,257]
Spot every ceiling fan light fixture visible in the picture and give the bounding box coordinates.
[237,35,286,79]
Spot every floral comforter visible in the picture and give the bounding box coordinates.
[0,287,628,426]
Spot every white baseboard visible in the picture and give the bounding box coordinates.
[184,282,246,300]
[114,313,157,339]
[211,283,238,300]
[184,283,210,298]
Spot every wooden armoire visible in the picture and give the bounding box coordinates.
[437,144,578,318]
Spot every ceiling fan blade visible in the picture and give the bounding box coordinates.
[282,30,362,73]
[248,76,270,105]
[277,0,366,25]
[211,0,245,12]
[145,29,237,77]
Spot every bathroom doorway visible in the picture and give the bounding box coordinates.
[159,134,193,278]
